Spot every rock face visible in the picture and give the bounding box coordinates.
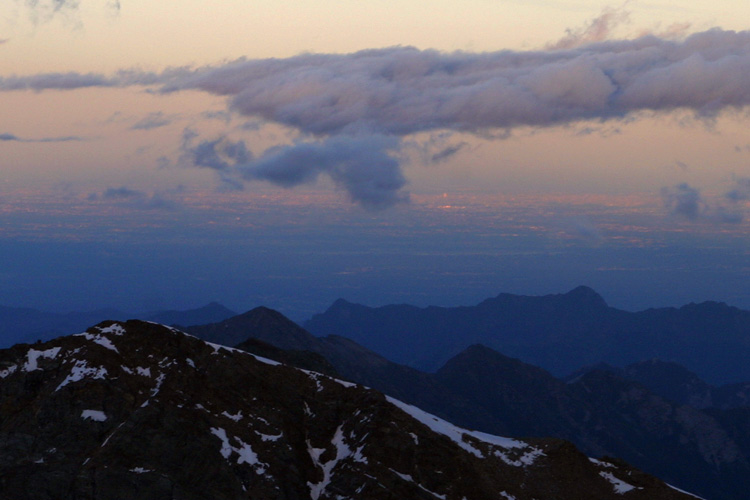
[0,320,696,500]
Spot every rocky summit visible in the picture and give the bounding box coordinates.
[0,320,697,500]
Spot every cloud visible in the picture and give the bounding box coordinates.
[661,181,749,223]
[19,0,120,25]
[243,135,407,210]
[0,68,178,91]
[180,130,252,172]
[88,186,180,210]
[182,132,408,209]
[130,112,176,131]
[7,28,750,208]
[661,183,703,220]
[547,4,631,50]
[430,143,467,163]
[157,29,750,135]
[101,186,143,200]
[7,28,750,128]
[0,131,84,142]
[725,176,750,202]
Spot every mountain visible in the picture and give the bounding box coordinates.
[192,307,749,499]
[436,346,750,500]
[0,302,236,348]
[187,308,462,419]
[0,320,694,500]
[305,286,750,384]
[570,359,750,411]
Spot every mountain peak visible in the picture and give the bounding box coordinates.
[187,305,320,352]
[564,286,608,307]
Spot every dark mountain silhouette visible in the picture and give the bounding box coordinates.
[0,320,692,500]
[305,286,750,384]
[193,306,750,500]
[570,359,750,410]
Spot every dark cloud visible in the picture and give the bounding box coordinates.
[181,130,252,172]
[130,112,175,131]
[89,186,180,210]
[661,183,703,220]
[243,135,407,210]
[101,186,143,200]
[0,131,84,142]
[430,143,468,163]
[181,132,408,210]
[661,181,748,224]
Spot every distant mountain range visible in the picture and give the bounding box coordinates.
[187,306,750,500]
[0,320,692,500]
[305,285,750,384]
[0,302,237,347]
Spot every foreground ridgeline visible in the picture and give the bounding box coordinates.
[0,321,695,500]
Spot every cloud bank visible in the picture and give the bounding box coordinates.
[5,28,750,208]
[162,29,750,135]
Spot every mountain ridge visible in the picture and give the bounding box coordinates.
[194,305,750,499]
[305,286,750,384]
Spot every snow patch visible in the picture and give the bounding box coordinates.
[666,483,706,499]
[81,410,107,422]
[307,425,367,500]
[210,427,268,473]
[136,366,151,377]
[258,431,283,442]
[222,410,243,422]
[23,347,61,372]
[300,368,359,390]
[96,324,126,336]
[0,364,18,378]
[390,469,446,499]
[77,331,119,353]
[600,471,640,494]
[186,358,195,368]
[589,457,615,468]
[130,467,152,474]
[56,360,108,391]
[499,492,516,500]
[387,397,537,460]
[494,447,545,467]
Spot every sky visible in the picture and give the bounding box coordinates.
[2,0,750,321]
